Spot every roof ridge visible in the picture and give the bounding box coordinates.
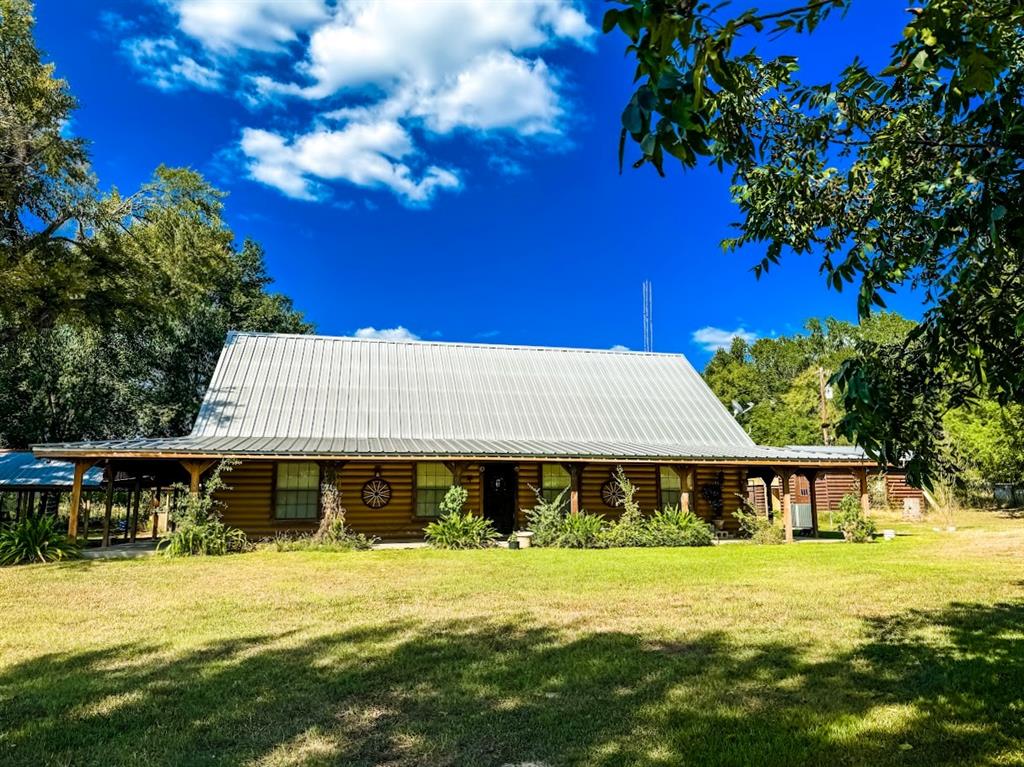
[225,330,683,357]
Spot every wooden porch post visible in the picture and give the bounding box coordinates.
[777,468,794,543]
[805,469,820,537]
[857,468,870,514]
[180,460,216,496]
[102,467,114,548]
[67,461,91,540]
[130,475,141,543]
[566,464,583,515]
[671,465,695,511]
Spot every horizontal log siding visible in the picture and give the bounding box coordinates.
[215,459,752,538]
[339,462,419,539]
[580,464,659,518]
[215,460,311,538]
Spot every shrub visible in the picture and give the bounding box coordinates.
[733,499,784,545]
[160,461,250,557]
[524,487,570,547]
[646,506,714,547]
[835,494,877,543]
[425,511,500,549]
[600,467,650,547]
[0,516,81,565]
[552,511,606,548]
[438,484,469,515]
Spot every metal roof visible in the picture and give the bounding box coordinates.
[0,451,104,489]
[33,332,874,465]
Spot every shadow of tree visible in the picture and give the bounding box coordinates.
[0,603,1021,766]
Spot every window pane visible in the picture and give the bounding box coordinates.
[660,466,682,491]
[542,464,570,490]
[660,489,682,509]
[416,463,453,517]
[275,463,319,520]
[417,462,453,489]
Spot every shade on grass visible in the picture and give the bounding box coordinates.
[0,510,1021,766]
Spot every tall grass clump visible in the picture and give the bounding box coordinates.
[0,516,81,565]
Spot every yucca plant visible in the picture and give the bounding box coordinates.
[646,506,714,547]
[0,516,81,565]
[424,510,499,549]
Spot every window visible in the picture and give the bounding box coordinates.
[660,466,682,509]
[275,462,320,520]
[541,464,571,508]
[416,463,453,517]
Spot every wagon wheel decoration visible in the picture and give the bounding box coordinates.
[361,478,392,509]
[600,478,625,508]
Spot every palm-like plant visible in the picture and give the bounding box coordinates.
[0,517,81,565]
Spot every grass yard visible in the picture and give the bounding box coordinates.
[1,510,1022,767]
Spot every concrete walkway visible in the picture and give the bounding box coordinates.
[81,540,160,559]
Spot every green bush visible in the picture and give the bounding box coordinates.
[424,511,500,549]
[645,506,714,547]
[160,461,250,557]
[0,516,81,565]
[553,511,606,548]
[733,502,785,545]
[524,487,570,547]
[835,494,877,543]
[600,467,650,547]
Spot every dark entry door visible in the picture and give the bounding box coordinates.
[483,464,517,536]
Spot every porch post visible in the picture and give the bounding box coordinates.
[671,465,694,511]
[566,464,583,515]
[857,468,870,514]
[805,469,820,537]
[67,461,90,540]
[180,460,216,496]
[102,466,114,547]
[777,467,794,543]
[130,475,141,543]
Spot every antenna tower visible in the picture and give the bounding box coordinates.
[642,280,654,352]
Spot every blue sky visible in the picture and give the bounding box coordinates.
[34,1,921,365]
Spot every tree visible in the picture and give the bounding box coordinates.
[702,313,914,446]
[606,0,1024,485]
[0,0,155,340]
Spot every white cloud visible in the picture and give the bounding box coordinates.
[692,326,758,352]
[124,37,223,91]
[424,52,562,135]
[609,344,630,351]
[353,326,421,341]
[169,0,329,53]
[240,123,460,204]
[123,0,593,204]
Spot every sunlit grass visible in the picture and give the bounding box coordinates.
[0,510,1021,766]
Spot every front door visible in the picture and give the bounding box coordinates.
[483,464,517,536]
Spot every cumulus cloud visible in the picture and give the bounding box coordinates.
[121,0,593,205]
[123,37,222,91]
[353,326,421,341]
[170,0,328,54]
[691,326,758,352]
[239,123,460,204]
[609,344,630,351]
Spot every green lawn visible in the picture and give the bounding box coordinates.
[1,510,1022,767]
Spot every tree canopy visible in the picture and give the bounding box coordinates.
[0,1,310,447]
[606,0,1024,485]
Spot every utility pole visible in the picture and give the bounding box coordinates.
[817,366,831,445]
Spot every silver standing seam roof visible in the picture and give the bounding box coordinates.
[0,451,104,489]
[32,332,873,465]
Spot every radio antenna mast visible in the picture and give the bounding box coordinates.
[642,280,654,352]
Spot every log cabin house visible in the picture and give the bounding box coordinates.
[34,332,890,544]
